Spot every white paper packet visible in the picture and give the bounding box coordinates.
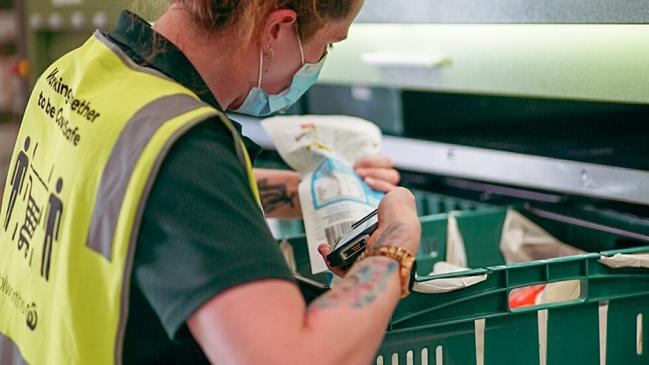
[262,115,384,273]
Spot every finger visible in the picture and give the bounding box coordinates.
[365,177,398,193]
[318,244,349,277]
[356,167,401,185]
[354,155,394,169]
[318,244,331,257]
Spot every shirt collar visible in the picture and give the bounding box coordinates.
[106,11,263,159]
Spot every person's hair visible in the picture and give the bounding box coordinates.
[175,0,355,43]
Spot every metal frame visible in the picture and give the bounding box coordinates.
[235,116,649,206]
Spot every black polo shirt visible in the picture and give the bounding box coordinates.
[106,11,294,364]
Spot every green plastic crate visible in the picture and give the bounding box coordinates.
[379,207,649,365]
[284,206,649,365]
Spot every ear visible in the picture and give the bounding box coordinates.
[259,9,298,50]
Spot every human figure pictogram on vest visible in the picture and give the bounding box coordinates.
[4,137,31,231]
[17,175,41,262]
[41,178,64,281]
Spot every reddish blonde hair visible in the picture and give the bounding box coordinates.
[174,0,354,42]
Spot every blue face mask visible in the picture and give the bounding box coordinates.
[232,27,327,117]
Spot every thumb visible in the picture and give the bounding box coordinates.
[318,243,332,258]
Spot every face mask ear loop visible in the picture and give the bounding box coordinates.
[257,48,264,88]
[296,24,305,65]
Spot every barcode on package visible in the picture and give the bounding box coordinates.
[324,221,353,245]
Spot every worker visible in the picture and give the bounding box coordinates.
[0,1,421,364]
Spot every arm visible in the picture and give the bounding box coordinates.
[9,156,19,188]
[43,201,51,233]
[188,188,420,365]
[254,168,301,219]
[54,208,62,241]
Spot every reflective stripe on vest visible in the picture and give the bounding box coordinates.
[0,31,260,364]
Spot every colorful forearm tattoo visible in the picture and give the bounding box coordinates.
[312,259,398,310]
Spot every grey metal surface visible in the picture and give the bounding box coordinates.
[237,116,649,206]
[356,0,649,24]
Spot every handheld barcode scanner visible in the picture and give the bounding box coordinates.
[327,209,379,268]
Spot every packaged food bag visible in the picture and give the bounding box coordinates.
[262,115,384,273]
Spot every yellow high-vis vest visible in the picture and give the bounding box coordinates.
[0,31,261,365]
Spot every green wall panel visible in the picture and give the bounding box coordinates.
[319,24,649,104]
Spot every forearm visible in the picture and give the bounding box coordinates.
[189,191,419,365]
[191,256,401,365]
[191,261,399,365]
[254,168,302,219]
[300,256,401,365]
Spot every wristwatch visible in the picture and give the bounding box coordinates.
[357,246,417,298]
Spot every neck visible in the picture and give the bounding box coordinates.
[152,8,255,110]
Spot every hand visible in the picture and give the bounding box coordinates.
[318,188,421,276]
[368,187,420,255]
[354,155,400,193]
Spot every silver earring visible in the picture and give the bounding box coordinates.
[265,45,274,59]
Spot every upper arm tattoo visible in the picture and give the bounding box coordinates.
[257,178,297,213]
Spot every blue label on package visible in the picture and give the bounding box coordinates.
[311,158,384,209]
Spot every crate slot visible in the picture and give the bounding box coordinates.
[638,313,644,356]
[435,345,443,365]
[475,319,485,365]
[599,301,609,365]
[420,347,428,365]
[406,350,414,365]
[377,355,384,365]
[539,309,548,365]
[391,352,399,365]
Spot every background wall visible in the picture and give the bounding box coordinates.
[0,122,18,206]
[0,0,20,204]
[356,0,649,23]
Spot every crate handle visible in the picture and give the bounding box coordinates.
[508,280,583,310]
[413,271,488,294]
[600,253,649,269]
